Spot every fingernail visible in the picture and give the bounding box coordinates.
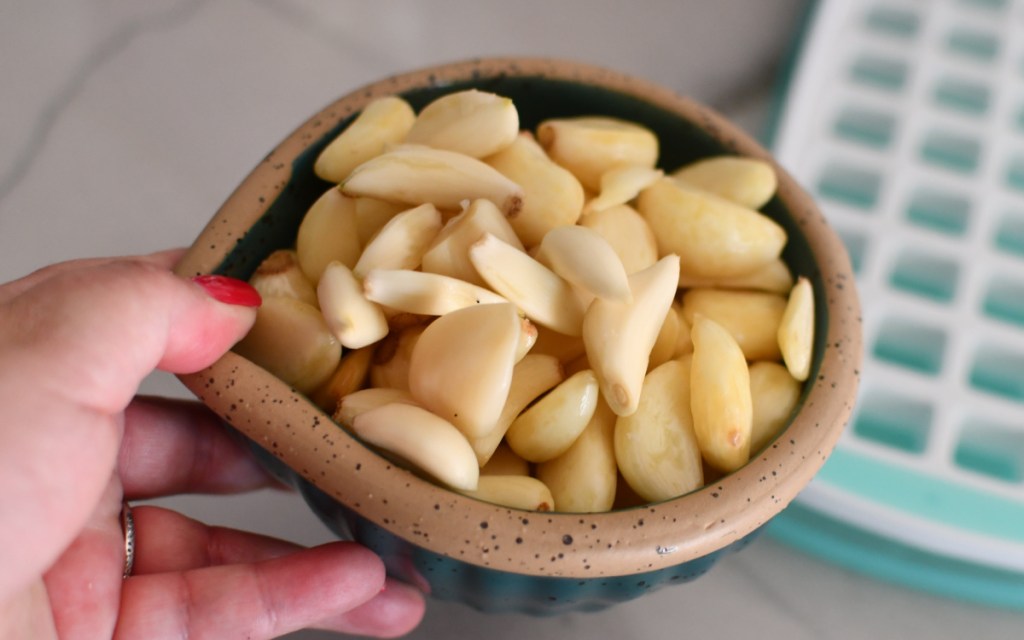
[191,275,262,307]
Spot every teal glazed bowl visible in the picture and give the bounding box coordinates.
[174,58,861,615]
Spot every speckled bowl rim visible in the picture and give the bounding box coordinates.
[175,57,861,579]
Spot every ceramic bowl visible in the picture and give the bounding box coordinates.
[174,57,861,615]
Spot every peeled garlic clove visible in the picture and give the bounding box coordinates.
[405,89,519,158]
[647,300,682,371]
[233,297,341,395]
[681,288,787,362]
[354,197,407,246]
[563,352,592,378]
[385,311,430,332]
[671,155,777,210]
[677,257,794,295]
[690,314,753,472]
[749,361,802,453]
[310,345,375,414]
[615,357,704,502]
[536,116,659,191]
[458,475,554,511]
[480,443,531,477]
[468,353,564,466]
[583,254,680,417]
[584,164,664,214]
[469,233,584,336]
[420,198,524,287]
[408,302,521,438]
[505,369,600,463]
[317,261,389,349]
[540,225,632,303]
[248,249,319,308]
[334,387,418,428]
[515,316,538,362]
[530,242,598,311]
[530,326,586,365]
[314,96,416,184]
[362,269,507,316]
[672,302,693,358]
[612,472,650,511]
[340,144,524,216]
[778,276,815,381]
[352,402,479,492]
[296,187,362,283]
[352,203,442,279]
[369,324,425,391]
[536,397,617,513]
[579,203,658,275]
[637,177,786,279]
[485,132,584,247]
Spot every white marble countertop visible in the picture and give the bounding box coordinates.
[2,1,1022,638]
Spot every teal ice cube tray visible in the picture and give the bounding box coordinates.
[768,0,1024,608]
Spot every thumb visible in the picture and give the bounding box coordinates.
[1,254,260,414]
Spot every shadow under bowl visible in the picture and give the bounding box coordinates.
[174,57,861,615]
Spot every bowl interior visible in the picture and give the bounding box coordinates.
[213,75,819,330]
[176,58,858,582]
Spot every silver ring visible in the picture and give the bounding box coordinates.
[121,501,135,579]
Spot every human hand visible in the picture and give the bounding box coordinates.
[0,251,425,639]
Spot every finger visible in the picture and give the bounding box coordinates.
[42,477,125,640]
[313,577,426,638]
[115,543,388,640]
[120,397,278,500]
[131,506,301,574]
[0,579,60,639]
[0,257,257,598]
[0,249,184,304]
[130,506,425,638]
[2,256,258,414]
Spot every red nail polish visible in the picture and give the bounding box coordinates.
[191,275,262,307]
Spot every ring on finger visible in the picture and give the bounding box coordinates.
[121,500,135,579]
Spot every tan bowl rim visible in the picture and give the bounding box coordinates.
[175,56,862,579]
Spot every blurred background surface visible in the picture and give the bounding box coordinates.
[1,1,1022,638]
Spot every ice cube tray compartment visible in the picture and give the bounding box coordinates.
[770,0,1024,595]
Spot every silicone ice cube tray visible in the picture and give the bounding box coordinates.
[768,0,1024,608]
